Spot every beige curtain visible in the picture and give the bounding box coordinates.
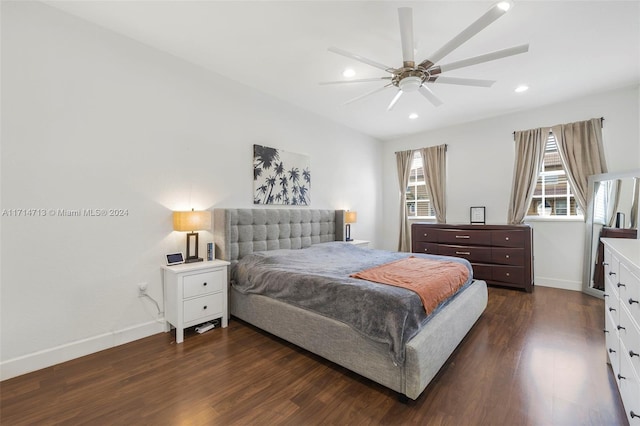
[420,145,447,223]
[507,128,547,224]
[396,150,414,252]
[551,118,608,216]
[606,179,621,228]
[631,177,639,229]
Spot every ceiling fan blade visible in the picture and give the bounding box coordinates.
[421,0,514,67]
[328,47,393,72]
[436,44,529,73]
[344,84,392,105]
[430,76,495,87]
[419,85,443,107]
[387,90,404,111]
[319,77,392,85]
[398,7,415,66]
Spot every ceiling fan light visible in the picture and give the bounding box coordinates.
[398,76,422,92]
[496,1,513,12]
[342,68,356,78]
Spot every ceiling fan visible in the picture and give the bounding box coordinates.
[321,0,529,110]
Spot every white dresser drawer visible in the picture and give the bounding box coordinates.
[183,269,225,299]
[620,306,640,375]
[183,293,224,324]
[619,341,640,423]
[604,247,620,299]
[621,262,640,325]
[606,308,620,372]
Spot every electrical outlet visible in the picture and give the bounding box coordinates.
[138,282,148,296]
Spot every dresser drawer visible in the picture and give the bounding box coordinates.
[491,248,524,266]
[606,308,620,370]
[620,307,640,375]
[438,245,491,263]
[183,269,225,299]
[412,227,440,243]
[491,230,525,248]
[439,229,491,246]
[183,293,224,324]
[619,341,640,424]
[471,264,492,281]
[413,242,440,255]
[620,262,640,324]
[491,265,524,286]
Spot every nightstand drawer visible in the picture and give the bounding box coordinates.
[183,293,224,323]
[183,269,225,298]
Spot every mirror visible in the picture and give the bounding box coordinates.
[583,169,640,297]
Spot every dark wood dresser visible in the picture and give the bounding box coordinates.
[411,223,534,292]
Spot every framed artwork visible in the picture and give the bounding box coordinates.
[470,206,486,224]
[253,144,311,205]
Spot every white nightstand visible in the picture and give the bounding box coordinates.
[162,259,230,343]
[347,240,370,248]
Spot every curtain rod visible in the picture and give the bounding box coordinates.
[394,144,448,154]
[512,117,604,139]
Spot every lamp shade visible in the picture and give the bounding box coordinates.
[173,210,211,232]
[345,211,358,224]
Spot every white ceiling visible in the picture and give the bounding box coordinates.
[43,0,640,141]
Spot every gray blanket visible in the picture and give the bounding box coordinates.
[231,242,473,364]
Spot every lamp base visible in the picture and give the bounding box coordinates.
[185,257,204,264]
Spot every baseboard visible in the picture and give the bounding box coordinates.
[535,277,582,292]
[0,320,166,381]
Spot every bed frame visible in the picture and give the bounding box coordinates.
[213,208,487,400]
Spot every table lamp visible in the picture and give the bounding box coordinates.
[173,209,211,263]
[345,211,357,242]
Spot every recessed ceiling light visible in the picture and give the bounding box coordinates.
[342,68,356,78]
[409,113,419,120]
[515,85,529,93]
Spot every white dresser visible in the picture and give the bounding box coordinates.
[162,260,230,343]
[602,238,640,423]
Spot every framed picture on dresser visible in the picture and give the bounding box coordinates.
[470,206,486,224]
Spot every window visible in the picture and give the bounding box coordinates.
[526,135,582,218]
[406,151,435,219]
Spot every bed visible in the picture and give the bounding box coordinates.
[213,208,488,400]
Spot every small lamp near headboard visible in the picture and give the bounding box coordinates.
[345,210,357,242]
[173,209,211,263]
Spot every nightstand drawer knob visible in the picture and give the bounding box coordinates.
[505,273,510,277]
[505,237,509,241]
[505,255,510,259]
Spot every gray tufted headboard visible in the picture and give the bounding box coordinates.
[213,208,345,265]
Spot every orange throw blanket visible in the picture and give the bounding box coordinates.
[350,256,470,315]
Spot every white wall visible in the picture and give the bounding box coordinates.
[382,85,640,290]
[0,2,382,379]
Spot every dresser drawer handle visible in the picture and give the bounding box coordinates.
[505,254,510,259]
[203,305,208,310]
[609,271,616,276]
[604,293,609,297]
[505,237,510,241]
[423,233,428,237]
[609,348,616,353]
[602,262,609,266]
[617,325,626,331]
[630,350,640,358]
[505,273,510,277]
[455,251,471,255]
[603,329,609,333]
[617,374,626,380]
[609,307,616,312]
[203,282,207,286]
[629,298,639,305]
[631,411,639,419]
[455,235,470,239]
[617,283,625,288]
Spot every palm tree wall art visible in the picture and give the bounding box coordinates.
[253,144,311,205]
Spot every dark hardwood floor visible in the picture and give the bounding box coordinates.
[0,286,627,425]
